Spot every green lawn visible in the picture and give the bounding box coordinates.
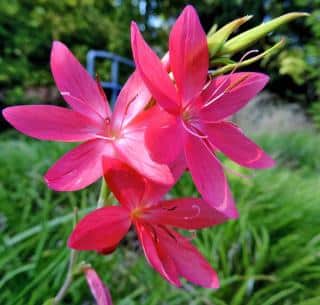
[0,130,319,305]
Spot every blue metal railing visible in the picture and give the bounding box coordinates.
[86,50,135,106]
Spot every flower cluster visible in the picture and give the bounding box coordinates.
[3,4,279,303]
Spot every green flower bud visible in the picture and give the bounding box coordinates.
[207,15,253,57]
[219,12,309,56]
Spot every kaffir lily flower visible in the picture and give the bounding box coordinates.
[2,41,174,191]
[68,157,229,288]
[85,268,113,305]
[130,5,275,218]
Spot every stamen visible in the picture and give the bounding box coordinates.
[202,89,227,108]
[181,120,208,139]
[95,134,115,141]
[202,49,259,109]
[225,73,251,92]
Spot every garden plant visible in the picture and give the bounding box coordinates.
[1,4,314,305]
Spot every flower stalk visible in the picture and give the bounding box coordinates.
[53,249,78,305]
[97,179,109,208]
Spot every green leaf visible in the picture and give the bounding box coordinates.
[42,299,54,305]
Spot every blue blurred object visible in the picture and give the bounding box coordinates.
[86,50,134,107]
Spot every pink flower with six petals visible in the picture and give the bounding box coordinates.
[3,42,174,191]
[130,5,275,218]
[68,156,229,288]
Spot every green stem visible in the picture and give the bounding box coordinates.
[53,250,78,304]
[97,178,109,208]
[52,208,79,304]
[52,180,109,304]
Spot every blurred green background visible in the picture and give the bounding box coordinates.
[0,0,319,119]
[1,1,320,305]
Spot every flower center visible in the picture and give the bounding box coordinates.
[95,117,120,141]
[182,109,192,123]
[130,207,143,220]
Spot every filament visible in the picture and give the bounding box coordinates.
[202,49,259,109]
[95,134,115,141]
[181,120,208,139]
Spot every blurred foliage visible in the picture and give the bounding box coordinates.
[0,0,319,123]
[309,102,320,129]
[1,130,320,304]
[0,0,144,106]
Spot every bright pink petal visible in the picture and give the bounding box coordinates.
[45,139,114,191]
[115,126,174,185]
[184,134,238,218]
[155,237,181,286]
[112,52,171,132]
[103,156,184,209]
[158,227,220,289]
[169,5,208,104]
[130,22,180,114]
[68,206,130,251]
[2,105,102,142]
[51,41,111,122]
[141,155,186,206]
[103,157,146,210]
[205,121,275,168]
[84,268,113,305]
[144,198,228,229]
[200,72,269,122]
[112,71,152,132]
[144,107,184,164]
[135,222,181,287]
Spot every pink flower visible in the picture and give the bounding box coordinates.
[2,41,174,191]
[130,5,275,218]
[68,157,229,288]
[84,267,113,305]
